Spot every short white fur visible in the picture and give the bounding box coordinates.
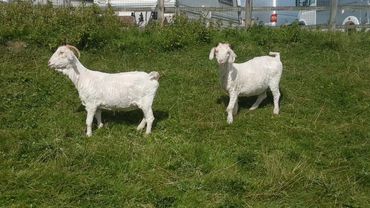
[209,43,283,124]
[48,45,160,136]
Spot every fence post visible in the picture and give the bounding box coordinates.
[245,0,252,28]
[175,0,180,16]
[328,0,338,31]
[158,0,165,26]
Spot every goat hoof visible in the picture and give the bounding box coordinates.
[227,117,233,124]
[137,126,144,131]
[249,106,257,111]
[86,133,92,137]
[98,123,104,129]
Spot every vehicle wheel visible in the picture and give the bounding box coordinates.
[344,21,356,32]
[298,21,306,26]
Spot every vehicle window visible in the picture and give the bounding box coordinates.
[296,0,310,7]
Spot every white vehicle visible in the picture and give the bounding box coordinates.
[248,0,298,26]
[298,0,370,26]
[241,0,370,26]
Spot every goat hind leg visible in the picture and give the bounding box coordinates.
[137,118,146,131]
[95,109,103,129]
[145,108,155,134]
[249,91,267,111]
[141,106,154,134]
[271,89,281,114]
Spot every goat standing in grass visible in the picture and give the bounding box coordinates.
[209,43,283,124]
[48,45,160,136]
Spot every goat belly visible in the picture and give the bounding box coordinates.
[238,88,267,97]
[237,74,270,96]
[99,104,137,111]
[238,85,268,97]
[98,90,139,109]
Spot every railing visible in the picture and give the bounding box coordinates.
[5,0,370,29]
[175,0,370,30]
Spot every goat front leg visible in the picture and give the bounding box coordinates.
[86,106,97,137]
[94,109,103,129]
[226,92,238,124]
[232,98,238,115]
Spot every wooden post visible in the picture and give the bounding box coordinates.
[245,0,252,28]
[328,0,338,31]
[158,0,165,26]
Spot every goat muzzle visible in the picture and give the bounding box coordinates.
[48,61,53,68]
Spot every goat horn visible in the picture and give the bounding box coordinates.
[65,45,80,58]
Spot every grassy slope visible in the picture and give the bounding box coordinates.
[0,30,369,207]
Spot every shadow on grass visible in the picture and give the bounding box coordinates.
[75,105,169,127]
[217,90,284,111]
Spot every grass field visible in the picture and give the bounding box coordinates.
[1,24,370,207]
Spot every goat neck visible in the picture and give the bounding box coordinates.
[218,61,236,91]
[64,57,88,88]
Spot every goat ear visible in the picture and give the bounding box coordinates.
[66,51,75,62]
[209,47,215,60]
[228,49,237,63]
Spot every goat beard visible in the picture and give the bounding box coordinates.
[54,68,68,74]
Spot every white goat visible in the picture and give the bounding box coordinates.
[209,43,283,124]
[48,45,160,136]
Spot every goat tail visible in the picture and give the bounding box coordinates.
[149,71,160,81]
[269,52,280,60]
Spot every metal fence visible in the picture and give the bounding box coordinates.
[176,0,370,30]
[4,0,370,29]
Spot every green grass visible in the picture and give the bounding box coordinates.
[1,28,370,207]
